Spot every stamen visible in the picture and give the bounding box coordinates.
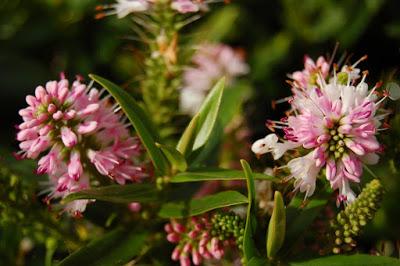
[352,55,368,68]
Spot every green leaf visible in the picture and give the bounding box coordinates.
[89,74,168,175]
[192,5,240,43]
[170,168,277,183]
[219,81,251,127]
[58,228,147,266]
[176,114,199,157]
[158,190,248,218]
[192,77,225,150]
[282,195,328,252]
[63,183,157,204]
[248,257,270,266]
[289,254,400,266]
[241,159,260,263]
[156,143,187,172]
[266,191,286,259]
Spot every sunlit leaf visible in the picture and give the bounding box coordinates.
[158,190,248,218]
[156,143,187,172]
[170,168,276,183]
[241,159,261,262]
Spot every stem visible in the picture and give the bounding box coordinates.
[141,1,183,142]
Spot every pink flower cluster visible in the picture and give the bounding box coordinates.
[165,216,227,266]
[16,76,146,215]
[252,56,389,205]
[96,0,206,19]
[181,43,249,115]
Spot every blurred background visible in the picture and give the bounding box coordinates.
[1,0,400,264]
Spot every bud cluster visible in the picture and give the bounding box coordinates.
[210,212,245,251]
[331,179,384,254]
[165,212,244,266]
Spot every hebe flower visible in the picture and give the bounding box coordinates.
[165,212,243,266]
[180,43,249,115]
[16,76,146,215]
[291,55,330,89]
[252,58,389,205]
[96,0,208,19]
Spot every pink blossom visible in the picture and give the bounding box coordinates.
[165,215,228,266]
[16,76,147,215]
[181,43,249,115]
[96,0,150,19]
[253,64,388,204]
[171,0,200,13]
[291,55,329,89]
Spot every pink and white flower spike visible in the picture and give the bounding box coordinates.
[253,57,390,205]
[16,75,147,215]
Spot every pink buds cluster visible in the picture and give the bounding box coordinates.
[16,76,146,215]
[165,214,233,266]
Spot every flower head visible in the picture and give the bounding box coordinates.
[181,43,249,115]
[291,55,330,89]
[253,59,389,204]
[171,0,201,13]
[16,76,146,215]
[165,213,242,266]
[96,0,150,19]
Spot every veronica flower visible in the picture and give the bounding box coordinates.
[253,66,389,205]
[291,55,330,89]
[96,0,150,19]
[16,76,146,215]
[180,43,249,115]
[171,0,201,13]
[165,215,227,266]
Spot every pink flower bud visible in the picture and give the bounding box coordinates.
[61,127,78,147]
[68,151,83,180]
[128,202,141,212]
[167,233,180,243]
[171,247,181,261]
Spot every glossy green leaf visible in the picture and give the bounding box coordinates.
[58,228,147,266]
[176,115,199,157]
[192,77,225,150]
[156,143,187,172]
[158,190,248,218]
[170,168,276,183]
[266,191,286,259]
[289,254,400,266]
[63,183,157,204]
[90,74,168,175]
[241,159,260,262]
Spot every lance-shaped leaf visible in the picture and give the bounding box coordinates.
[58,227,148,266]
[90,74,168,175]
[241,159,260,262]
[178,78,225,153]
[170,168,276,183]
[63,183,157,204]
[176,115,199,157]
[266,191,286,260]
[158,190,248,218]
[289,254,400,266]
[156,143,187,172]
